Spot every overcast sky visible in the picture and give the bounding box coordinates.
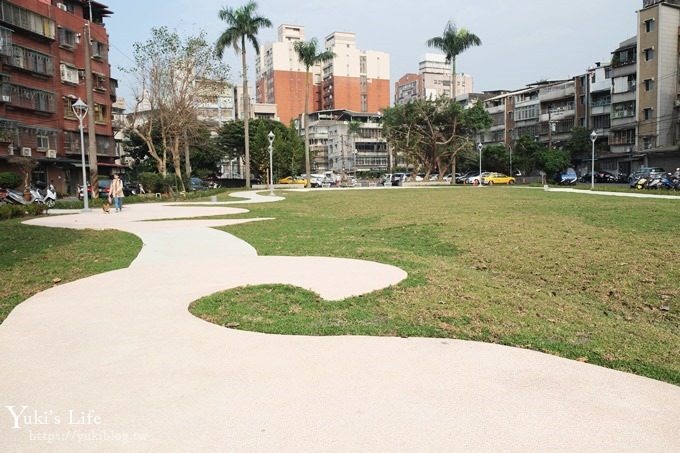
[104,0,641,106]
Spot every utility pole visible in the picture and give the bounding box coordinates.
[83,22,98,197]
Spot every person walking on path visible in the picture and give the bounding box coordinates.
[109,174,125,212]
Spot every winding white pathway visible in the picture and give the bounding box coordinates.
[0,191,678,452]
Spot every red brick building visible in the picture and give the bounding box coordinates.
[0,0,115,195]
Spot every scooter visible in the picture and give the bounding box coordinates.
[28,185,45,204]
[0,187,28,204]
[41,184,57,208]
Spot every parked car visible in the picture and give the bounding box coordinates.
[98,179,112,198]
[278,176,306,184]
[189,177,209,191]
[390,173,408,186]
[482,172,516,185]
[456,171,477,184]
[580,170,618,183]
[466,172,489,185]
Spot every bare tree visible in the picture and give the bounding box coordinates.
[123,27,228,191]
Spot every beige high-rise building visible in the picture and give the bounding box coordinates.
[320,31,390,113]
[256,26,390,126]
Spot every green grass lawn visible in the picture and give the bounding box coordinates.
[0,219,141,322]
[191,187,680,384]
[1,187,678,385]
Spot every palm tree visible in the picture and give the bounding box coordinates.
[426,21,481,98]
[216,1,271,189]
[293,38,335,188]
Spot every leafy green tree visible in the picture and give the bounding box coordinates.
[480,144,510,173]
[535,148,571,177]
[513,135,543,176]
[563,127,594,162]
[382,97,492,179]
[293,38,335,187]
[216,1,272,189]
[216,119,302,181]
[426,21,482,87]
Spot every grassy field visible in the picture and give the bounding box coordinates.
[190,187,680,384]
[0,219,141,322]
[1,186,678,385]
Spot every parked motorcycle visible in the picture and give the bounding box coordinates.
[40,183,57,208]
[0,187,28,205]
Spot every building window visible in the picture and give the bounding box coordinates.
[644,48,655,61]
[644,79,654,91]
[37,131,49,150]
[94,103,107,123]
[643,108,653,120]
[91,41,107,60]
[644,19,655,33]
[63,97,76,119]
[58,28,77,50]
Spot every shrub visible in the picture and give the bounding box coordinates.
[0,172,22,189]
[0,202,46,220]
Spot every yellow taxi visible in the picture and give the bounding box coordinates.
[278,176,306,184]
[482,172,516,185]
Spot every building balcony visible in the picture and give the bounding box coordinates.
[591,105,610,116]
[539,83,575,102]
[540,109,574,122]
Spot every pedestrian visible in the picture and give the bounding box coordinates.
[109,174,125,212]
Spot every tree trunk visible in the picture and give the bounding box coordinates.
[183,128,191,178]
[304,69,311,188]
[242,42,251,189]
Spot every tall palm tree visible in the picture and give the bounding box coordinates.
[426,21,481,98]
[216,1,271,189]
[293,38,335,187]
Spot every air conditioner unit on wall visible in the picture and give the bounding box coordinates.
[57,3,68,11]
[21,147,31,157]
[46,149,57,158]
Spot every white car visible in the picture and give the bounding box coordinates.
[466,172,490,185]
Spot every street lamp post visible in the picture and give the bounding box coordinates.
[268,131,275,196]
[477,142,483,180]
[72,98,89,211]
[590,130,597,190]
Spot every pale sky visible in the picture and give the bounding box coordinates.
[104,0,641,106]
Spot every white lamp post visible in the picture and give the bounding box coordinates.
[477,142,483,180]
[590,130,597,190]
[267,130,275,196]
[72,98,89,211]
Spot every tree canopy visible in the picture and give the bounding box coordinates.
[382,98,492,178]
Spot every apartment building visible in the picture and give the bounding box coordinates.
[394,53,473,105]
[256,26,390,127]
[320,32,390,113]
[0,0,115,194]
[609,37,637,160]
[255,25,311,126]
[636,0,680,169]
[297,109,387,174]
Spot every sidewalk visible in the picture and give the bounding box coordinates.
[1,191,678,452]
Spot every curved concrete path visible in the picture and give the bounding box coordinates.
[1,191,679,452]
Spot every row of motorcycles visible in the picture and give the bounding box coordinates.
[631,171,680,190]
[0,183,57,208]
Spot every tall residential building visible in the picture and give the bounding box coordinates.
[395,54,473,105]
[320,32,390,113]
[0,0,115,195]
[255,25,312,126]
[256,26,389,126]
